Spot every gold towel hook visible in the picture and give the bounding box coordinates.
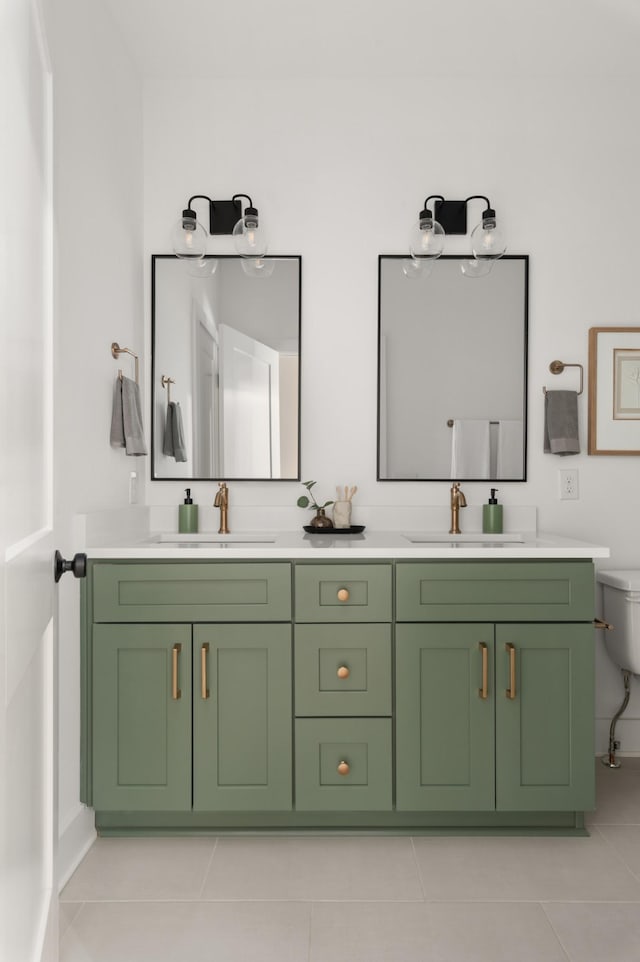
[111,342,140,384]
[543,360,583,396]
[161,374,175,404]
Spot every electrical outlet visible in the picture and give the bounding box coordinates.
[559,468,579,500]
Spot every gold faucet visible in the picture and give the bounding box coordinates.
[449,482,467,535]
[214,482,230,534]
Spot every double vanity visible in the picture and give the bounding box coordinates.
[80,527,608,836]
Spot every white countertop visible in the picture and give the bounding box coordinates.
[83,530,610,561]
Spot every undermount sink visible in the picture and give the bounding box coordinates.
[155,533,276,545]
[403,532,524,545]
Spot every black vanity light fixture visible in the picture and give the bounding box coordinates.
[171,192,267,260]
[406,194,507,278]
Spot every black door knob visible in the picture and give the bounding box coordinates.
[54,550,87,583]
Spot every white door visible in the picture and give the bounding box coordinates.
[0,1,57,960]
[218,323,281,477]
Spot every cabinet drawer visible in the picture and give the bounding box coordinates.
[396,562,594,622]
[295,564,392,623]
[93,562,291,622]
[295,718,392,811]
[295,624,391,716]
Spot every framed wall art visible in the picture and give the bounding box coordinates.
[588,326,640,455]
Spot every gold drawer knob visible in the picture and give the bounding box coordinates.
[337,760,350,776]
[337,665,350,679]
[337,587,350,602]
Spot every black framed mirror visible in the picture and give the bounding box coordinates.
[377,254,528,481]
[151,255,301,480]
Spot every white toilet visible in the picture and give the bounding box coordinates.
[598,570,640,674]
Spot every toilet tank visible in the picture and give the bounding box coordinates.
[598,569,640,674]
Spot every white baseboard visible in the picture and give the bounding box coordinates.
[596,716,640,756]
[57,805,96,892]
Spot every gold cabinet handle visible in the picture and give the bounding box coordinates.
[506,643,516,700]
[337,760,350,776]
[337,587,350,602]
[172,643,182,700]
[337,665,350,679]
[479,642,488,700]
[201,643,210,700]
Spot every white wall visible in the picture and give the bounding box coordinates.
[144,74,640,752]
[43,0,144,880]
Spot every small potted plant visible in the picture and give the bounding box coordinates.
[297,480,334,529]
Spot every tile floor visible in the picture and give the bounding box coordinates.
[59,758,640,961]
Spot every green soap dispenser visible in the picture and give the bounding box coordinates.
[482,488,503,534]
[178,488,198,533]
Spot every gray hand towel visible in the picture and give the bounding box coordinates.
[163,401,187,462]
[110,376,147,456]
[544,390,580,455]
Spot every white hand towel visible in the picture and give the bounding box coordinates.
[450,419,491,478]
[497,419,524,478]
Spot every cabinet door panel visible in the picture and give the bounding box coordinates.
[193,625,292,811]
[495,624,594,811]
[396,624,495,811]
[92,624,192,811]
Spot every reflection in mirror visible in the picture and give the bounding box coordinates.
[378,255,528,481]
[152,255,301,480]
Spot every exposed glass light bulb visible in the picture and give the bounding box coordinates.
[402,256,433,279]
[232,206,268,258]
[470,208,507,260]
[409,210,445,261]
[172,209,207,259]
[460,257,494,278]
[240,257,275,278]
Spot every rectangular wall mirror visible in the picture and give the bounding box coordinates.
[152,255,301,481]
[378,255,528,481]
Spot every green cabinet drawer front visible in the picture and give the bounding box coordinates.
[92,624,192,811]
[396,562,594,622]
[193,624,292,811]
[295,624,391,716]
[93,562,291,622]
[495,624,595,811]
[396,624,495,811]
[295,718,392,811]
[295,564,392,622]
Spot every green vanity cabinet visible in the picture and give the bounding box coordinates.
[86,561,293,814]
[82,556,597,834]
[293,563,394,811]
[395,561,596,815]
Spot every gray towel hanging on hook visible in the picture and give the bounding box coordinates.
[110,375,147,456]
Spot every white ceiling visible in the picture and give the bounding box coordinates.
[102,0,640,80]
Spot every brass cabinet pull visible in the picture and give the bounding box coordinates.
[479,642,489,699]
[201,643,210,700]
[337,760,350,776]
[337,587,350,602]
[337,665,350,679]
[506,643,516,700]
[172,643,182,701]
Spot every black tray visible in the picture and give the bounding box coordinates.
[303,525,365,535]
